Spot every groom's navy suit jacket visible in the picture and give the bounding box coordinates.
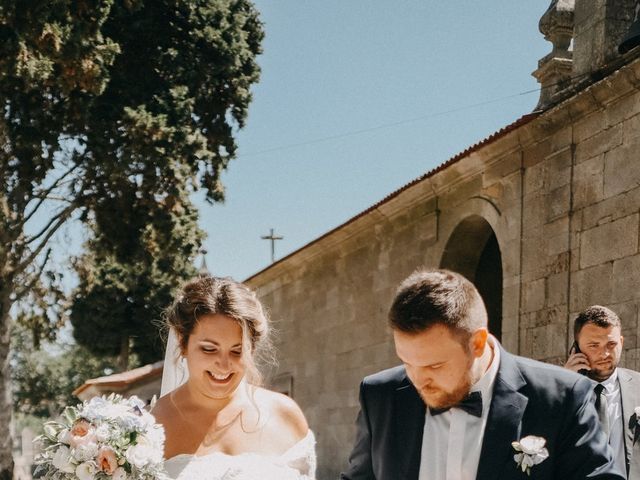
[340,347,625,480]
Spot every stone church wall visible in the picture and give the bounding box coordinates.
[246,56,640,479]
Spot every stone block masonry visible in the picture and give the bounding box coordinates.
[246,47,640,480]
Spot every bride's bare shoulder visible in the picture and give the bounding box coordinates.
[150,391,199,459]
[150,393,176,425]
[253,387,309,439]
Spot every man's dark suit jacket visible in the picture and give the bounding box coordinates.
[340,347,625,480]
[619,367,640,479]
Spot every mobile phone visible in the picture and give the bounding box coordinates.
[570,340,581,354]
[570,341,589,375]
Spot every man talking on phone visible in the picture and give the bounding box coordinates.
[565,305,640,479]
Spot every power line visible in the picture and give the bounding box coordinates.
[238,87,541,158]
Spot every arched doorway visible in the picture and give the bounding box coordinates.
[440,216,503,340]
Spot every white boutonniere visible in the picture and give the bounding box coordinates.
[512,435,549,476]
[634,406,640,424]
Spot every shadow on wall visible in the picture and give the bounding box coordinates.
[440,215,503,340]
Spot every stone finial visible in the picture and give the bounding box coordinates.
[198,248,210,276]
[532,0,576,111]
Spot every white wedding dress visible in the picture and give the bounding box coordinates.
[163,430,316,480]
[160,329,317,480]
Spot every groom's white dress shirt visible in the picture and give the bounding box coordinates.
[418,336,501,480]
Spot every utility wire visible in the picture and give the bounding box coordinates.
[238,87,541,158]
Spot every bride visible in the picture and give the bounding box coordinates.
[152,276,316,479]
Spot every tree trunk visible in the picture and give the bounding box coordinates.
[118,335,129,372]
[0,284,14,480]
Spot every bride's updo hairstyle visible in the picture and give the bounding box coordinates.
[165,276,273,386]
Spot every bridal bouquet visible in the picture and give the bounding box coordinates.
[34,394,168,480]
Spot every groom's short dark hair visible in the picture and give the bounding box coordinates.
[389,269,487,338]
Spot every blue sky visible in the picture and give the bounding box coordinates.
[44,2,551,283]
[197,1,550,280]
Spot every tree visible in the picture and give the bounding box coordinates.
[11,324,117,419]
[70,193,204,370]
[0,1,264,476]
[1,3,118,475]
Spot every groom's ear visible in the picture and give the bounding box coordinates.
[470,328,488,358]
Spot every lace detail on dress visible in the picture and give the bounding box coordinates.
[163,430,316,480]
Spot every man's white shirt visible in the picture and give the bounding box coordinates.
[418,336,501,480]
[597,368,626,474]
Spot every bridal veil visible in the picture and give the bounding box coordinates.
[160,327,189,396]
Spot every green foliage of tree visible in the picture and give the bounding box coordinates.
[0,1,264,476]
[70,195,204,368]
[11,324,117,419]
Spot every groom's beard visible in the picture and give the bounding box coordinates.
[417,375,473,410]
[415,358,475,410]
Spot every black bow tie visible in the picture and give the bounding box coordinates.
[429,391,483,418]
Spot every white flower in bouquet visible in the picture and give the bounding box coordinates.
[112,467,128,480]
[75,461,97,480]
[52,446,76,474]
[72,441,99,463]
[95,423,111,443]
[126,433,163,468]
[34,394,168,480]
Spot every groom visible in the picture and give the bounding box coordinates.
[340,269,624,480]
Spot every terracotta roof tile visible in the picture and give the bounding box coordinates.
[72,360,164,397]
